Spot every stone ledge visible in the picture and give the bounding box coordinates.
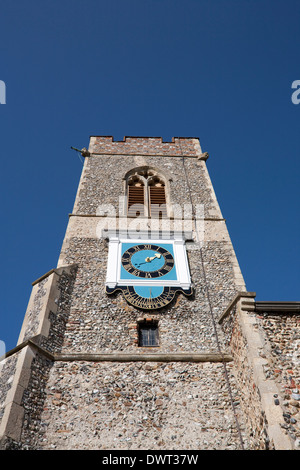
[54,352,233,363]
[1,337,232,364]
[89,152,200,158]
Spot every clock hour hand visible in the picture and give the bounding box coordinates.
[135,253,161,268]
[135,261,147,267]
[145,253,161,263]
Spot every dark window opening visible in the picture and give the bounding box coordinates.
[138,321,159,347]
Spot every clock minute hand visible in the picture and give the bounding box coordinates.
[136,261,147,267]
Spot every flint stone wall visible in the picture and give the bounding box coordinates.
[37,360,247,450]
[220,302,300,450]
[257,313,300,446]
[60,237,236,354]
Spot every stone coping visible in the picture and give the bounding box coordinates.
[218,291,256,324]
[254,301,300,313]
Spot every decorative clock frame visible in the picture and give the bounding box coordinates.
[105,230,193,310]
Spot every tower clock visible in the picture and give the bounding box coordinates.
[105,234,193,309]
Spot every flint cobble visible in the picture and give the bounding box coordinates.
[38,361,247,450]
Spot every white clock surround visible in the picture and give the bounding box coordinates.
[105,230,191,291]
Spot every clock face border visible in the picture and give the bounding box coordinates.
[105,236,191,291]
[121,243,175,279]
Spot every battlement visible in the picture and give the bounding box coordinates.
[88,135,202,157]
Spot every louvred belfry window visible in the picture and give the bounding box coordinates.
[149,178,167,219]
[126,169,168,218]
[127,177,145,217]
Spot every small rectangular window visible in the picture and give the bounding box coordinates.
[138,322,159,347]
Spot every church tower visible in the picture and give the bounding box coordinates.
[0,136,297,450]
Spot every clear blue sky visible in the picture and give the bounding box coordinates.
[0,0,299,352]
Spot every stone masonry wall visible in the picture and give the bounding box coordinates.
[59,237,237,355]
[91,136,198,157]
[0,353,19,422]
[0,266,77,449]
[36,360,247,450]
[221,308,271,449]
[256,313,300,447]
[73,137,220,221]
[74,155,220,219]
[220,301,300,450]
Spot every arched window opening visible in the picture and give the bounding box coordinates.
[126,168,168,218]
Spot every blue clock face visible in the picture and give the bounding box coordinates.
[121,243,177,281]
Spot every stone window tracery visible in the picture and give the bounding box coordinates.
[126,168,168,218]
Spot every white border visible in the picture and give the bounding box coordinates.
[105,233,191,290]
